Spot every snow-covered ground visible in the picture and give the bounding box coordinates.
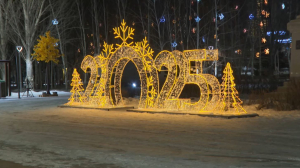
[0,91,300,168]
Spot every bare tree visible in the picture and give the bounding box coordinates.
[0,0,9,80]
[8,0,49,88]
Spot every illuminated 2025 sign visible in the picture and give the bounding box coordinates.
[67,20,245,113]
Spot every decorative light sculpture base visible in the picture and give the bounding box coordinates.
[58,104,134,111]
[127,109,258,119]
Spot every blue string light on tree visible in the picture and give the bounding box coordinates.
[52,19,58,25]
[202,36,205,42]
[171,41,177,48]
[282,3,285,9]
[279,31,286,35]
[218,13,224,20]
[160,16,166,23]
[249,14,254,20]
[195,16,201,22]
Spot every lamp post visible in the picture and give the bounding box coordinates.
[16,46,23,99]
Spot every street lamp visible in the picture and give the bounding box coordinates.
[16,46,22,99]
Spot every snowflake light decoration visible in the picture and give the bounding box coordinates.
[265,12,270,18]
[171,41,177,48]
[195,16,201,22]
[160,16,166,23]
[264,48,270,55]
[249,14,254,20]
[52,19,58,25]
[218,13,224,20]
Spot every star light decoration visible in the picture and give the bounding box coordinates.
[262,38,267,43]
[218,13,224,20]
[264,48,270,55]
[195,16,201,22]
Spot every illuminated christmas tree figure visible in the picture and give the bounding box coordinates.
[218,63,246,114]
[68,69,84,105]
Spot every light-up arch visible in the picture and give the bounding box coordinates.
[105,46,159,108]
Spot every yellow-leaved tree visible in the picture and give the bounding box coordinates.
[32,31,61,94]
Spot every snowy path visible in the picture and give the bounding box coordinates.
[0,92,300,168]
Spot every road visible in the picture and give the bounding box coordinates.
[0,93,300,168]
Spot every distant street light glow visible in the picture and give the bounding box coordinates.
[132,83,136,88]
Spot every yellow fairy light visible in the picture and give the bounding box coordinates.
[262,38,267,43]
[264,0,268,5]
[261,10,266,15]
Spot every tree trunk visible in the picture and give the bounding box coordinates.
[46,63,50,94]
[51,62,53,89]
[25,56,34,90]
